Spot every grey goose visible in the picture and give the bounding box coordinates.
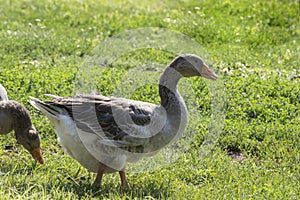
[0,84,44,164]
[30,54,218,186]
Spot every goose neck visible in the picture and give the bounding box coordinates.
[158,67,182,92]
[10,102,33,133]
[158,66,183,109]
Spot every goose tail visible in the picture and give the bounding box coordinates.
[29,96,61,119]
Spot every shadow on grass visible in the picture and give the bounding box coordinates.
[45,178,171,199]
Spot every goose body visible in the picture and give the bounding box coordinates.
[0,84,43,164]
[30,54,218,186]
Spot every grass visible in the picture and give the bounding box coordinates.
[0,0,299,199]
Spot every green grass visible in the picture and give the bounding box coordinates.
[0,0,299,199]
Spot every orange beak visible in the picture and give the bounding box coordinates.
[201,64,218,80]
[31,147,44,164]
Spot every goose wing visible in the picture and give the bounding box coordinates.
[48,94,166,153]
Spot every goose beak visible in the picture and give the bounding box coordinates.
[201,64,218,80]
[31,147,44,164]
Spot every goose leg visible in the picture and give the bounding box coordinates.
[93,162,106,187]
[119,170,130,188]
[119,170,126,186]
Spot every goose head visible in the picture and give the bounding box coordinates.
[170,54,218,80]
[16,127,44,164]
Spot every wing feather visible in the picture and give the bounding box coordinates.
[47,95,162,153]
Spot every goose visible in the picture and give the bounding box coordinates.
[0,85,44,164]
[30,54,218,187]
[0,84,8,101]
